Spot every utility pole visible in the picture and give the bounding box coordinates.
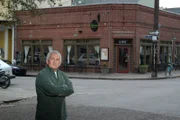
[151,0,159,78]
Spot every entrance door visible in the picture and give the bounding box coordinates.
[117,46,130,73]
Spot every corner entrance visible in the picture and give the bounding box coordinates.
[117,46,130,73]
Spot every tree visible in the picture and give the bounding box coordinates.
[0,0,62,23]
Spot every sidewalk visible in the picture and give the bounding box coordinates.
[26,70,180,80]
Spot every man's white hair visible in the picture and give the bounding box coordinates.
[46,50,62,61]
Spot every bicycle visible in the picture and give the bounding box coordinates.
[165,62,176,77]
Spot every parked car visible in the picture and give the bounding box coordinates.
[72,53,99,65]
[2,60,27,76]
[0,59,14,77]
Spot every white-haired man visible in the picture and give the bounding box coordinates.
[35,50,74,120]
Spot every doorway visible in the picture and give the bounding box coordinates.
[117,46,130,73]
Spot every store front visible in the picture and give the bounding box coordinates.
[15,4,180,73]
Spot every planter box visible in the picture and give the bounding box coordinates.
[139,65,148,73]
[139,67,148,73]
[100,68,110,74]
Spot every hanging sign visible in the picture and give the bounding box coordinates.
[90,20,98,32]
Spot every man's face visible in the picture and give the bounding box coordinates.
[46,53,61,71]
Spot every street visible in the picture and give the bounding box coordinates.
[69,78,180,116]
[0,76,180,120]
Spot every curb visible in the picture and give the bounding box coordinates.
[0,98,24,106]
[0,97,36,106]
[25,74,180,80]
[68,76,179,80]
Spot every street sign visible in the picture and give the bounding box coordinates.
[144,35,153,39]
[152,36,157,41]
[148,30,159,36]
[144,35,157,41]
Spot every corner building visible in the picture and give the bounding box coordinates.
[16,4,180,73]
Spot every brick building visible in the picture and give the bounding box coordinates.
[15,4,180,73]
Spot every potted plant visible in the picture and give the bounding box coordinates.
[139,64,148,73]
[100,62,110,74]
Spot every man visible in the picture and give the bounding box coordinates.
[35,50,74,120]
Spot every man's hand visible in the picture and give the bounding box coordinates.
[62,84,68,90]
[58,84,68,96]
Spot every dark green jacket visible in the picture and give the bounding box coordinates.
[35,66,74,120]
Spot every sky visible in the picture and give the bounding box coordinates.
[159,0,180,8]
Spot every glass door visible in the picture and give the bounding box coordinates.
[117,46,130,73]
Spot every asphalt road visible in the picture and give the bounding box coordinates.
[0,76,180,120]
[1,97,180,120]
[68,78,180,117]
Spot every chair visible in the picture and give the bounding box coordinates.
[77,61,87,73]
[61,63,69,72]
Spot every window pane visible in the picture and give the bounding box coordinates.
[140,46,144,65]
[27,47,31,64]
[41,45,49,64]
[88,45,99,66]
[33,46,41,64]
[176,47,180,60]
[64,40,100,67]
[77,45,87,64]
[159,46,163,63]
[146,46,151,65]
[164,47,168,63]
[65,45,75,65]
[23,40,52,65]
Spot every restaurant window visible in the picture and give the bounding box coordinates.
[176,42,180,62]
[139,45,144,65]
[22,40,52,65]
[139,40,152,66]
[64,40,100,66]
[159,41,172,63]
[65,45,75,65]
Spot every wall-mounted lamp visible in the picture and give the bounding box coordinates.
[78,29,82,33]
